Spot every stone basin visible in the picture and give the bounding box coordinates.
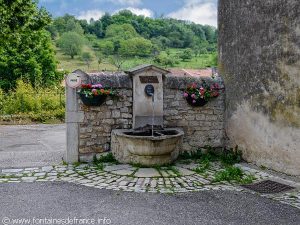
[111,128,184,166]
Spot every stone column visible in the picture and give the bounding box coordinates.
[65,70,89,163]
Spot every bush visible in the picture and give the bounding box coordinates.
[0,80,65,123]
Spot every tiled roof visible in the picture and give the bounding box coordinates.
[168,68,213,77]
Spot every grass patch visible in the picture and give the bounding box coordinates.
[193,159,211,174]
[166,166,181,177]
[93,153,118,164]
[213,166,255,184]
[95,163,104,171]
[77,171,87,176]
[73,162,82,167]
[93,152,117,171]
[179,146,242,166]
[130,163,143,168]
[0,174,19,179]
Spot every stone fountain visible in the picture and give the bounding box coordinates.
[111,65,184,166]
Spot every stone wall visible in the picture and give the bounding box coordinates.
[76,73,225,162]
[163,75,225,152]
[219,0,300,175]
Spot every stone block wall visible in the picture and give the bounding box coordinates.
[79,89,133,161]
[73,72,225,162]
[163,92,225,152]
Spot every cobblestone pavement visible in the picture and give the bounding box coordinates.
[0,162,299,210]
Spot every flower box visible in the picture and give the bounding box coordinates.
[78,83,118,107]
[186,95,208,107]
[78,93,107,106]
[183,81,220,107]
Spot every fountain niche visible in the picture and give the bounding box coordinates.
[111,65,184,166]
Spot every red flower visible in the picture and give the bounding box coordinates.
[81,84,92,89]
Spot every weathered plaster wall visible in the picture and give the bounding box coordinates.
[219,0,300,175]
[78,73,225,161]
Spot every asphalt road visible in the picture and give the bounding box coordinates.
[0,124,65,168]
[0,182,299,225]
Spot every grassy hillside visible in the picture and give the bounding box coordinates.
[55,45,217,72]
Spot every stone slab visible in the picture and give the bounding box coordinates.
[1,169,24,173]
[111,169,135,176]
[134,168,161,178]
[104,164,134,172]
[175,167,196,176]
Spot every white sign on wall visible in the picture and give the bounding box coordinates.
[66,73,82,88]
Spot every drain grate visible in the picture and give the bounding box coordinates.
[241,180,295,194]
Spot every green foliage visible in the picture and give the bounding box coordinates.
[179,146,242,166]
[93,153,118,164]
[88,20,103,38]
[153,51,178,67]
[57,32,84,58]
[65,19,84,35]
[180,49,193,61]
[219,147,242,166]
[49,11,217,49]
[97,40,115,56]
[119,37,153,57]
[81,52,92,69]
[213,166,255,184]
[0,80,65,123]
[194,159,211,174]
[49,11,218,72]
[109,55,126,71]
[105,24,138,39]
[0,0,58,90]
[166,166,181,177]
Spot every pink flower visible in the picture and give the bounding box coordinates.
[191,94,196,99]
[192,100,196,104]
[200,87,205,95]
[92,89,97,93]
[183,92,188,98]
[92,84,103,88]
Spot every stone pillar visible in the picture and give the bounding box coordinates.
[65,70,89,163]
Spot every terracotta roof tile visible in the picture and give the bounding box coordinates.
[168,68,213,77]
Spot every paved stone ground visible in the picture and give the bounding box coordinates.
[0,124,65,168]
[1,182,299,225]
[0,161,299,210]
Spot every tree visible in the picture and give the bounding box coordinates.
[98,40,114,56]
[101,13,113,31]
[0,0,59,90]
[179,49,193,62]
[89,20,103,38]
[203,25,216,44]
[119,37,153,57]
[81,52,92,69]
[65,19,84,35]
[105,24,138,39]
[109,55,126,71]
[153,52,178,67]
[95,52,103,70]
[57,32,84,59]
